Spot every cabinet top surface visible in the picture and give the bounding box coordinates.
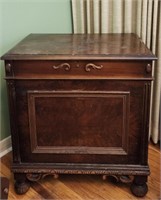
[1,34,156,60]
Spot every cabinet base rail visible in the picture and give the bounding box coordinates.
[13,171,149,197]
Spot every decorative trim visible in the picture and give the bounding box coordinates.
[52,63,103,72]
[25,173,133,184]
[26,173,58,181]
[12,168,150,176]
[85,63,103,72]
[102,175,133,183]
[0,136,12,158]
[145,64,152,73]
[52,63,71,71]
[5,61,14,77]
[5,63,12,74]
[12,163,150,176]
[26,173,43,181]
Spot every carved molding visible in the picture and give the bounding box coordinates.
[26,173,58,181]
[26,173,43,181]
[85,63,103,72]
[102,175,134,183]
[52,63,71,71]
[26,172,133,184]
[13,168,149,176]
[52,62,103,72]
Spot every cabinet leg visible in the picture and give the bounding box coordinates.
[130,176,148,197]
[14,173,30,195]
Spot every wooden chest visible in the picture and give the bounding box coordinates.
[1,34,156,197]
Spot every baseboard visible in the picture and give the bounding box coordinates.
[0,136,12,158]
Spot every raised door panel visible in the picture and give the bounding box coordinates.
[27,90,129,155]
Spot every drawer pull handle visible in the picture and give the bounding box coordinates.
[52,63,71,71]
[85,63,103,72]
[146,64,152,73]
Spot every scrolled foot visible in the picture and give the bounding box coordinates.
[130,182,148,197]
[15,181,30,195]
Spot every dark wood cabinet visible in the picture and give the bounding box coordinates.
[1,34,156,197]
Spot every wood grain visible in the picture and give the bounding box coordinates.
[1,34,156,60]
[1,33,157,197]
[0,143,160,200]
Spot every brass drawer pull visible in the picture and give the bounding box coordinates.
[85,63,103,72]
[52,63,71,71]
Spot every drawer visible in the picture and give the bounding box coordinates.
[6,60,152,79]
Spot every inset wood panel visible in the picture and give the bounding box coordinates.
[28,91,130,155]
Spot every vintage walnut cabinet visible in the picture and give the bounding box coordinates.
[1,34,156,197]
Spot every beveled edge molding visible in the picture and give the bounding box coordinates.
[32,146,127,155]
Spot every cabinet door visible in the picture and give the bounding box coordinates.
[13,80,150,165]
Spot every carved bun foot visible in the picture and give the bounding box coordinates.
[130,182,148,197]
[15,181,30,195]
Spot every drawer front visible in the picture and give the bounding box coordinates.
[10,79,150,165]
[7,60,152,79]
